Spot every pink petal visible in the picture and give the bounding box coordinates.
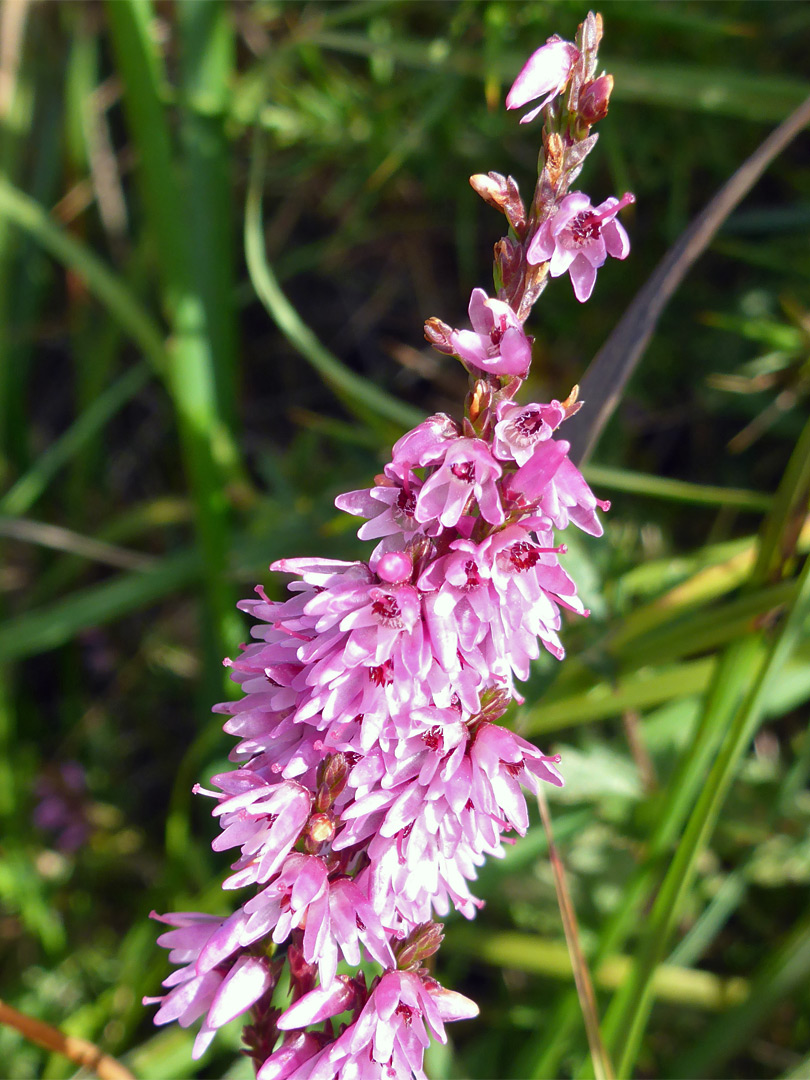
[568,255,597,302]
[207,955,272,1027]
[277,976,356,1030]
[505,40,579,110]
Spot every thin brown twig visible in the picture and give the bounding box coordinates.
[537,788,615,1080]
[0,999,134,1080]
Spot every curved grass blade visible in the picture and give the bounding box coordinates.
[0,362,151,517]
[0,177,167,372]
[245,131,424,432]
[583,464,771,511]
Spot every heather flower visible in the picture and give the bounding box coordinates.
[493,400,567,466]
[275,971,479,1080]
[527,191,635,301]
[449,288,532,377]
[210,778,312,890]
[33,761,93,853]
[241,855,396,988]
[145,910,272,1059]
[415,437,504,528]
[506,37,580,124]
[147,17,629,1073]
[508,450,610,537]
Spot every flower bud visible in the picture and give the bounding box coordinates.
[469,171,508,209]
[469,172,526,234]
[305,813,335,849]
[424,316,455,354]
[578,74,613,125]
[394,922,445,970]
[475,687,513,725]
[376,550,413,584]
[315,753,349,811]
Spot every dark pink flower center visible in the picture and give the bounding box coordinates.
[372,594,402,626]
[451,461,475,483]
[369,662,393,686]
[395,1002,416,1026]
[464,559,482,588]
[515,408,544,435]
[506,541,540,572]
[570,210,601,244]
[396,487,416,517]
[489,313,508,350]
[423,725,443,751]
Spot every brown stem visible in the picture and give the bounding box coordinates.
[537,789,615,1080]
[0,999,134,1080]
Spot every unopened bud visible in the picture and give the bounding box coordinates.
[376,550,413,584]
[561,386,583,421]
[579,74,613,124]
[395,922,445,969]
[315,753,349,811]
[469,172,526,235]
[542,132,565,190]
[466,380,492,427]
[287,943,318,991]
[424,316,454,355]
[469,171,508,209]
[493,237,522,298]
[475,687,512,725]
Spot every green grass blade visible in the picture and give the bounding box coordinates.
[0,177,167,372]
[668,909,810,1078]
[178,0,239,430]
[584,463,771,511]
[106,0,243,680]
[0,549,202,663]
[310,31,810,123]
[446,928,749,1012]
[245,132,424,432]
[0,362,151,517]
[604,553,810,1077]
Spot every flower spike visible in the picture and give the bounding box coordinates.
[147,12,631,1075]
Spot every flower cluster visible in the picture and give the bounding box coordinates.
[146,12,631,1078]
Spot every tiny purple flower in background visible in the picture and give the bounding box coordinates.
[528,191,635,302]
[505,37,580,124]
[33,762,93,853]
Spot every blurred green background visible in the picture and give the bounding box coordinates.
[1,1,810,1077]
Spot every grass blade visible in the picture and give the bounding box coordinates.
[245,131,424,432]
[602,552,810,1077]
[0,362,151,517]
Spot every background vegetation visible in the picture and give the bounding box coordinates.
[1,1,810,1077]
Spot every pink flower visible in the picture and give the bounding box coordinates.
[144,910,272,1060]
[416,438,503,528]
[449,288,532,377]
[493,400,566,466]
[243,854,395,987]
[277,971,478,1080]
[527,191,635,302]
[211,778,312,890]
[508,449,610,537]
[506,38,580,124]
